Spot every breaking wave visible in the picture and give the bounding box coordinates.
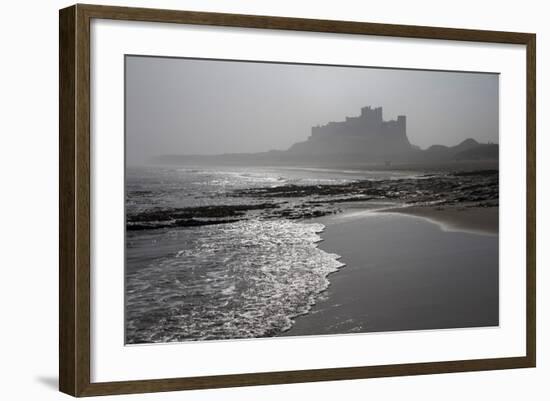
[125,219,344,343]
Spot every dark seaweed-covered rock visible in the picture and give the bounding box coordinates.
[127,203,277,230]
[128,218,241,231]
[232,170,498,207]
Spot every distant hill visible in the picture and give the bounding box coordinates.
[455,143,499,161]
[423,138,498,162]
[155,106,498,167]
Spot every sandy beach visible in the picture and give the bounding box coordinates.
[127,165,500,341]
[282,205,499,337]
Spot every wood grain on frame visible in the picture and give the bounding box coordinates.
[59,3,536,397]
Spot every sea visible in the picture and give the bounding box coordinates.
[125,165,413,344]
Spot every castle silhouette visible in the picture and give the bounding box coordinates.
[288,106,412,157]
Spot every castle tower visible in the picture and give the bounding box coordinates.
[397,115,406,133]
[360,106,383,123]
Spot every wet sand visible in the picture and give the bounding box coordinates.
[382,204,498,235]
[282,209,499,337]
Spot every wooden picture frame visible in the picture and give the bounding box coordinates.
[59,3,536,397]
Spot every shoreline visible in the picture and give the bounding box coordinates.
[377,203,498,235]
[282,204,499,337]
[314,200,498,236]
[127,166,500,340]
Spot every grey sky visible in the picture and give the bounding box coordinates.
[126,55,498,165]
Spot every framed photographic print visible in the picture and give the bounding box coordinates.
[59,4,536,397]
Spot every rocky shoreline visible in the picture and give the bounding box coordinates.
[126,170,498,230]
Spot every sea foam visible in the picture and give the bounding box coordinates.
[125,219,344,344]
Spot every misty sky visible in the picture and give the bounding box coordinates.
[126,55,498,165]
